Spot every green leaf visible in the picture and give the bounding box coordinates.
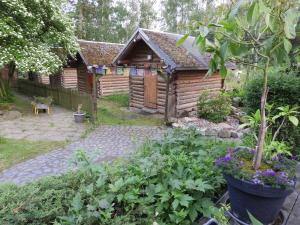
[283,38,292,53]
[85,184,94,195]
[179,194,193,207]
[220,41,228,59]
[160,192,170,203]
[99,199,110,209]
[71,193,82,211]
[265,13,270,27]
[247,2,259,25]
[284,8,298,39]
[288,116,299,126]
[172,199,179,210]
[219,64,227,79]
[248,211,263,225]
[228,0,244,21]
[176,33,189,47]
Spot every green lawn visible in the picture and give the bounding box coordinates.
[96,93,163,126]
[0,137,66,171]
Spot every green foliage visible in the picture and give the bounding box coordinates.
[243,74,300,113]
[243,74,300,151]
[215,148,297,188]
[264,141,292,160]
[69,0,157,43]
[0,0,78,74]
[197,91,231,123]
[0,129,235,224]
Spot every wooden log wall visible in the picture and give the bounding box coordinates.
[62,68,78,89]
[129,76,144,109]
[98,75,129,96]
[129,73,176,116]
[175,72,222,116]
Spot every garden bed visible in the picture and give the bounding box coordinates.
[0,128,235,224]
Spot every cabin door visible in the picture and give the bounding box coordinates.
[144,69,157,108]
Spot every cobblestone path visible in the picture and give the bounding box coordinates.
[0,126,165,185]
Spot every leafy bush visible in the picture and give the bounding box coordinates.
[0,129,234,225]
[243,74,300,151]
[243,73,300,113]
[197,91,231,123]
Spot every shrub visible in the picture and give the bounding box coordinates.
[197,91,231,123]
[243,73,300,152]
[0,129,235,225]
[243,73,300,113]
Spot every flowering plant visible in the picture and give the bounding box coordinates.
[215,148,297,189]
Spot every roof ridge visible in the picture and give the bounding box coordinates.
[77,39,124,46]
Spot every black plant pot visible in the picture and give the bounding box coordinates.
[224,174,294,224]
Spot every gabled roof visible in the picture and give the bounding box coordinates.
[113,28,216,71]
[78,40,124,66]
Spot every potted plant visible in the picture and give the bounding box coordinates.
[74,104,85,123]
[178,0,299,223]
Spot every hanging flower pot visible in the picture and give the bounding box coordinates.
[215,147,297,224]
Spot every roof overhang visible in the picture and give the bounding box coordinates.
[112,28,177,70]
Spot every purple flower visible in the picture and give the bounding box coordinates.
[291,155,297,160]
[223,153,232,162]
[262,169,276,177]
[214,153,232,166]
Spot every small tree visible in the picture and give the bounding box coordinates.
[179,0,299,169]
[0,0,78,83]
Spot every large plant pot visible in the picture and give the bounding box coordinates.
[224,174,294,224]
[73,112,85,123]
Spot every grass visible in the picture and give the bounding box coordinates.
[96,93,163,126]
[0,137,66,171]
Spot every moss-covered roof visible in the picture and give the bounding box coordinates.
[78,40,124,66]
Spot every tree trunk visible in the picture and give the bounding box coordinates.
[253,60,269,169]
[8,62,16,86]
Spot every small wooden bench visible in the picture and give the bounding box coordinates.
[33,103,50,115]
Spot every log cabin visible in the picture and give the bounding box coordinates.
[75,40,128,96]
[113,28,234,117]
[49,40,128,96]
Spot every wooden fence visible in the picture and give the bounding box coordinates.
[17,79,93,114]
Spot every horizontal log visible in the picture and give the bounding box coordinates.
[175,77,220,85]
[130,102,144,109]
[130,76,144,81]
[131,86,144,92]
[177,74,219,80]
[130,90,144,95]
[130,100,144,106]
[177,102,197,110]
[130,81,144,85]
[177,83,221,92]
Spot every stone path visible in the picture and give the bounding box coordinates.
[0,126,165,185]
[0,105,85,142]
